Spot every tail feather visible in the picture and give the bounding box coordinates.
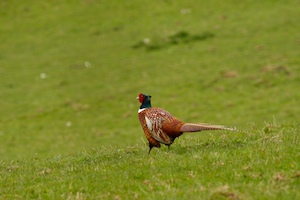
[180,123,235,132]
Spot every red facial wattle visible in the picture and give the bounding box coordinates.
[138,93,144,103]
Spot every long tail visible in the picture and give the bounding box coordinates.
[180,123,236,132]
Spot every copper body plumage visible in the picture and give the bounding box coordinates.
[137,93,235,153]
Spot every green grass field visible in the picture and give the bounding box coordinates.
[0,0,299,199]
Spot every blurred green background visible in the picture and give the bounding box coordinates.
[0,0,299,161]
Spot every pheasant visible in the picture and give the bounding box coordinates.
[136,93,235,153]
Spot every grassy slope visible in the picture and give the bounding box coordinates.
[1,123,299,199]
[0,0,299,199]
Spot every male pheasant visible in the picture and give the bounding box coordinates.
[137,93,235,153]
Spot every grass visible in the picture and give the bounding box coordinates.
[0,0,300,199]
[1,122,299,199]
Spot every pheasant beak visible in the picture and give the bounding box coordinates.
[136,96,140,100]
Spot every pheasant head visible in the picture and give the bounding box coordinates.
[136,93,152,109]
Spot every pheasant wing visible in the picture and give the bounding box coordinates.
[144,108,172,145]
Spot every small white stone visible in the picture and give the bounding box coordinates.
[66,121,72,127]
[143,38,151,44]
[84,61,91,68]
[40,73,47,79]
